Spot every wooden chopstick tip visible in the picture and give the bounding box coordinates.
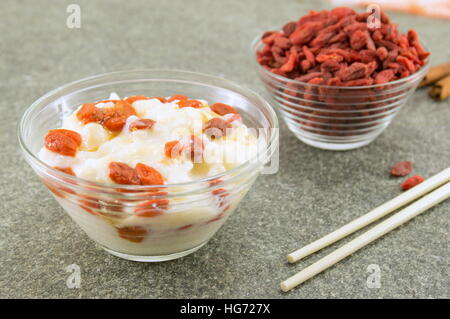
[287,254,296,263]
[280,281,291,293]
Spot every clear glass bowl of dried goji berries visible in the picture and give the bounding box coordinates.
[251,8,430,150]
[18,69,279,262]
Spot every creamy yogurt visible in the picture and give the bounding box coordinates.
[38,94,259,258]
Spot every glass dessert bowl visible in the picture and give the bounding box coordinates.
[251,7,430,151]
[252,38,429,151]
[19,70,278,262]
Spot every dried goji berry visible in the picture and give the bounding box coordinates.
[80,195,125,214]
[117,226,148,243]
[225,113,242,123]
[77,100,136,132]
[212,188,229,199]
[77,103,103,124]
[342,78,374,86]
[212,188,230,211]
[390,161,413,177]
[54,166,75,176]
[102,100,136,131]
[329,31,347,44]
[396,56,416,73]
[129,118,156,131]
[102,117,124,131]
[282,22,297,37]
[290,21,322,45]
[185,135,204,163]
[177,224,193,231]
[151,96,167,103]
[262,31,281,45]
[344,22,367,34]
[135,163,164,185]
[375,69,395,84]
[78,197,101,215]
[124,95,150,104]
[210,103,239,116]
[256,8,429,88]
[126,96,166,104]
[78,204,97,216]
[300,59,312,72]
[376,47,388,61]
[134,198,169,217]
[308,77,324,85]
[401,176,424,191]
[280,50,298,73]
[57,129,82,146]
[316,53,344,63]
[167,94,188,102]
[206,212,225,224]
[274,36,291,49]
[108,162,140,185]
[320,59,340,73]
[302,45,316,65]
[45,129,82,157]
[337,62,367,81]
[330,7,355,19]
[366,34,376,51]
[95,99,120,105]
[164,140,183,158]
[310,28,336,48]
[203,118,231,139]
[209,178,223,186]
[109,100,134,118]
[177,99,203,108]
[295,72,322,83]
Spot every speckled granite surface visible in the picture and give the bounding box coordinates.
[1,0,449,298]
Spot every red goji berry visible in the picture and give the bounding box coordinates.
[108,162,140,185]
[125,95,167,104]
[45,129,82,157]
[177,224,193,231]
[77,100,136,132]
[210,103,239,116]
[177,99,203,108]
[54,166,75,176]
[390,161,413,177]
[129,118,155,131]
[117,226,148,243]
[124,95,150,104]
[185,135,204,163]
[401,176,424,191]
[164,140,183,159]
[134,198,169,217]
[206,212,225,224]
[203,118,231,139]
[167,94,188,102]
[256,8,429,87]
[135,163,164,186]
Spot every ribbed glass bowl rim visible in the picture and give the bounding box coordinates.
[18,69,279,194]
[250,33,430,90]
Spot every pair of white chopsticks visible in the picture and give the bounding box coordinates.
[281,167,450,292]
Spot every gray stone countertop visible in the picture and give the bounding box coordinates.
[0,0,449,298]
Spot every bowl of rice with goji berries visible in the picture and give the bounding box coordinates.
[253,7,430,150]
[19,69,278,261]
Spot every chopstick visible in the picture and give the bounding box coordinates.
[287,167,450,263]
[280,180,450,292]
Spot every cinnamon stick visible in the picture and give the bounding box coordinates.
[420,62,450,87]
[429,74,450,101]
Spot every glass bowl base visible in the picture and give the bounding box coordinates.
[100,241,208,262]
[295,135,376,151]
